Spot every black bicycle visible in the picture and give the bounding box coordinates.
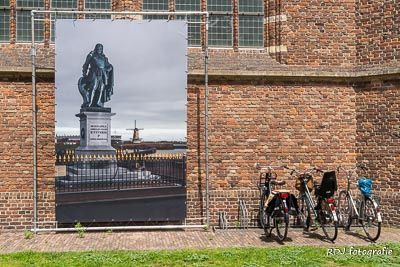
[337,165,382,241]
[286,166,339,242]
[256,164,292,241]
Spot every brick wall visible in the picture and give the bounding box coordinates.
[187,79,400,226]
[284,0,357,66]
[186,81,358,225]
[356,1,400,69]
[1,77,398,230]
[0,82,55,230]
[355,80,400,226]
[0,44,54,69]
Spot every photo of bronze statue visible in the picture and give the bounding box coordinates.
[78,43,114,108]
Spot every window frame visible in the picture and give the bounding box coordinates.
[238,0,264,48]
[51,0,78,10]
[84,0,112,19]
[142,0,169,20]
[207,0,234,48]
[16,1,45,43]
[0,1,10,43]
[50,0,78,43]
[50,0,113,42]
[12,0,266,49]
[176,0,201,47]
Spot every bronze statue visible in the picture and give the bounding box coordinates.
[78,43,114,108]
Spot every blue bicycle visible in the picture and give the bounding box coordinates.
[337,165,382,241]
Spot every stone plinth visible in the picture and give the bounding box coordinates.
[75,108,116,156]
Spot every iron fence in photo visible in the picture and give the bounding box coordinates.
[55,151,187,193]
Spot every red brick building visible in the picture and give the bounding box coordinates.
[0,0,399,230]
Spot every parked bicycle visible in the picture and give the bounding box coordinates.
[256,164,297,241]
[286,166,339,242]
[337,165,382,241]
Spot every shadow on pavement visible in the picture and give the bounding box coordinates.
[259,232,294,245]
[343,229,372,242]
[302,230,333,243]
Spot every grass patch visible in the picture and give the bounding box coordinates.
[23,230,34,240]
[0,243,399,266]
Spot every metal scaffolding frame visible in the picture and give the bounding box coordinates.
[30,10,210,232]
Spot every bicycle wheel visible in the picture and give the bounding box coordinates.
[259,191,267,229]
[337,190,352,230]
[319,199,338,242]
[361,197,381,241]
[275,212,289,241]
[299,195,311,231]
[265,214,273,237]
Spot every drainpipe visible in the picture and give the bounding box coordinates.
[204,13,210,227]
[31,10,38,233]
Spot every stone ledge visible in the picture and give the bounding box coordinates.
[1,66,400,83]
[0,67,54,81]
[190,67,400,78]
[188,67,400,83]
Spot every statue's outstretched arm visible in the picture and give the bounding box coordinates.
[82,51,93,76]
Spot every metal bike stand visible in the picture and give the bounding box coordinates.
[238,199,249,229]
[218,211,228,230]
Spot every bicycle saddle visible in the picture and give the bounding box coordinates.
[270,180,286,186]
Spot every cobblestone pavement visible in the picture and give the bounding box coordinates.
[0,227,399,253]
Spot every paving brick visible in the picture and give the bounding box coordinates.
[1,228,400,253]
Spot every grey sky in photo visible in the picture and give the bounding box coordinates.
[55,20,187,141]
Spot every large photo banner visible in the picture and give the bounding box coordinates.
[54,20,188,223]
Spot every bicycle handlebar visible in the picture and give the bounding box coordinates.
[337,165,368,176]
[336,165,371,192]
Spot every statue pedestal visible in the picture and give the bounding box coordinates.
[75,108,116,157]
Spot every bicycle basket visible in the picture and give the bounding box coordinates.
[295,174,314,192]
[358,177,372,197]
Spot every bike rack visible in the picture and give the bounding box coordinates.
[218,211,228,229]
[238,199,249,229]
